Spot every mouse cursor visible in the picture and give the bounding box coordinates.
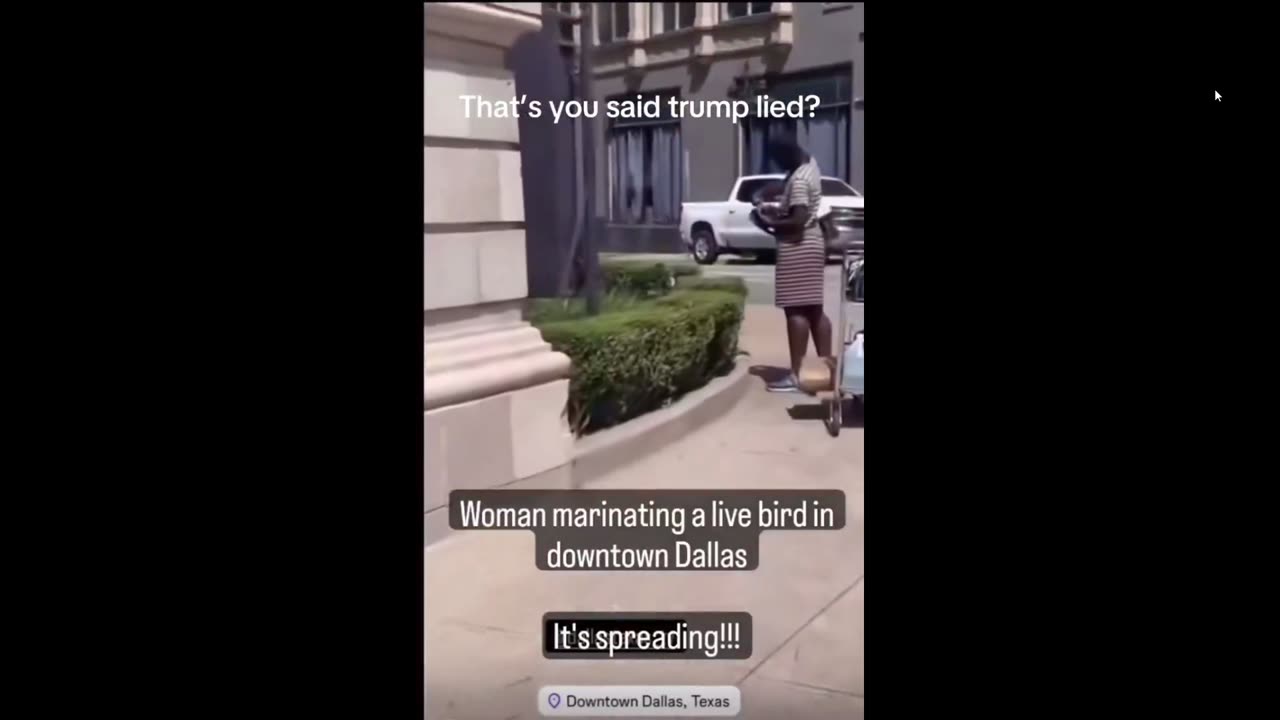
[1214,91,1222,101]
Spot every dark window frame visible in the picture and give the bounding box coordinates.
[544,2,577,43]
[651,3,697,36]
[740,65,856,183]
[724,2,774,21]
[597,3,631,44]
[607,89,684,225]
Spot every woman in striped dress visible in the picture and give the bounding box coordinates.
[757,136,833,393]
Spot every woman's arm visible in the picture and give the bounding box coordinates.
[762,205,810,245]
[761,171,812,239]
[763,205,810,232]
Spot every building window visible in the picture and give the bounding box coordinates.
[544,3,577,44]
[597,2,631,43]
[651,3,696,34]
[742,69,854,184]
[608,91,683,225]
[725,2,773,19]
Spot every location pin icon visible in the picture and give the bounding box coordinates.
[549,693,561,709]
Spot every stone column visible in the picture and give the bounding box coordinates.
[694,2,718,59]
[627,2,647,69]
[424,2,572,545]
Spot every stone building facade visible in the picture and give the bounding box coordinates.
[549,2,864,253]
[423,2,571,546]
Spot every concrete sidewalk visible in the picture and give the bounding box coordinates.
[426,304,864,720]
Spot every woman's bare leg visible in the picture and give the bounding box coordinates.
[803,304,833,360]
[785,307,811,377]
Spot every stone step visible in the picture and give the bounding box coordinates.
[425,324,550,374]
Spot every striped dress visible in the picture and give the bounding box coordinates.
[774,157,826,308]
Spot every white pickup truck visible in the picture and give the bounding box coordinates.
[679,174,864,264]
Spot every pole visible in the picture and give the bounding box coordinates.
[556,11,585,300]
[579,1,602,315]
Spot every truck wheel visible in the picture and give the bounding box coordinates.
[691,229,719,265]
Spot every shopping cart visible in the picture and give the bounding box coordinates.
[824,247,863,437]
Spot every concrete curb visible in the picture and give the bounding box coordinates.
[569,361,752,487]
[425,362,752,547]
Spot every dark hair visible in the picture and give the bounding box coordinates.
[766,135,807,172]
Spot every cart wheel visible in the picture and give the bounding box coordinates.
[826,397,842,437]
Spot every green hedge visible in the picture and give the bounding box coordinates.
[537,287,745,435]
[526,292,647,325]
[674,275,748,296]
[602,262,674,296]
[601,260,703,296]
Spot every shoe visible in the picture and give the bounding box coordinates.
[766,374,801,393]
